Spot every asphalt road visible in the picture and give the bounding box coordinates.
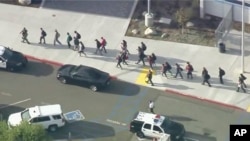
[0,60,250,141]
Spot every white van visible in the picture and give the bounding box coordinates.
[8,104,66,132]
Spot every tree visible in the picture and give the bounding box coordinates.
[0,121,52,141]
[175,7,193,34]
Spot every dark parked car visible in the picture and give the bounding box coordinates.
[0,45,28,71]
[57,64,111,91]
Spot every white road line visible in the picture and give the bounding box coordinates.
[184,137,200,141]
[106,119,127,126]
[0,98,31,109]
[1,92,12,96]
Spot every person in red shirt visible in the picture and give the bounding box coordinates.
[100,37,107,53]
[185,62,193,79]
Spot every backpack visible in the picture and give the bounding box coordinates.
[103,40,107,46]
[167,64,172,70]
[77,33,81,39]
[68,36,72,41]
[190,65,194,71]
[142,45,147,51]
[221,70,225,76]
[42,31,47,36]
[206,74,210,79]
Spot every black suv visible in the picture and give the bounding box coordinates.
[0,45,28,71]
[130,113,185,141]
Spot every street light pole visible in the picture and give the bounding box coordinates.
[147,0,151,14]
[241,0,245,73]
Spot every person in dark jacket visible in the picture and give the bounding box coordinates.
[161,64,167,77]
[202,67,211,87]
[165,62,173,77]
[135,47,145,66]
[66,32,72,48]
[116,53,123,69]
[240,73,247,88]
[94,39,102,55]
[120,51,128,65]
[219,67,225,84]
[73,37,79,51]
[78,41,86,56]
[54,29,62,46]
[39,28,46,44]
[237,77,246,93]
[174,63,183,79]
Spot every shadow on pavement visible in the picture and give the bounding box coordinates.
[185,131,217,141]
[0,104,25,120]
[49,120,115,140]
[20,60,55,77]
[43,0,134,18]
[166,115,197,122]
[102,80,140,96]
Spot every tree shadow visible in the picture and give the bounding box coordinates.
[49,120,115,140]
[19,60,55,77]
[43,0,134,19]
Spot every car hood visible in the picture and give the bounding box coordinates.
[58,64,76,76]
[9,51,27,63]
[8,112,22,126]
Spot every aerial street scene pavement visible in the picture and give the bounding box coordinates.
[0,0,250,141]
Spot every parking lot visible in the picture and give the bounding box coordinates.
[1,59,250,141]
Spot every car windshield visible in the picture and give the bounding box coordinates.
[21,109,31,121]
[2,48,13,59]
[161,117,173,128]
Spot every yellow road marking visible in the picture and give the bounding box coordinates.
[135,67,156,85]
[247,105,250,112]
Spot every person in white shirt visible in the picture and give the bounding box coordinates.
[149,100,155,114]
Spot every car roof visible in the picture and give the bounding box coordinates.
[28,104,62,118]
[0,45,6,56]
[134,111,165,126]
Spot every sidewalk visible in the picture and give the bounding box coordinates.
[0,2,249,111]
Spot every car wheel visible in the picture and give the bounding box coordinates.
[59,77,67,84]
[136,131,145,138]
[90,85,98,92]
[48,125,58,132]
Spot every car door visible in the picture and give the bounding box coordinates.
[0,57,7,69]
[29,116,51,129]
[142,123,153,137]
[72,74,90,87]
[152,125,164,138]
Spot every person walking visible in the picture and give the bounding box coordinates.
[74,31,81,40]
[116,53,123,69]
[54,29,62,46]
[120,51,128,65]
[20,27,30,44]
[185,62,193,79]
[39,28,46,44]
[165,62,173,77]
[73,37,79,51]
[121,40,130,54]
[135,47,145,66]
[94,39,102,55]
[237,77,246,93]
[66,32,72,48]
[148,55,154,69]
[148,100,155,113]
[161,64,167,77]
[202,67,211,87]
[219,67,225,84]
[141,42,147,52]
[151,53,157,66]
[78,41,86,56]
[240,73,247,88]
[100,37,107,53]
[145,69,154,86]
[174,63,183,79]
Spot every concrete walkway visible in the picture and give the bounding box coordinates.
[0,2,249,111]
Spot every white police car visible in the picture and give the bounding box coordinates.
[0,45,28,71]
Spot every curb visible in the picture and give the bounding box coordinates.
[25,55,118,80]
[25,54,245,111]
[165,88,245,111]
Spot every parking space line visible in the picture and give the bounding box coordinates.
[0,98,31,109]
[1,92,12,96]
[106,119,127,126]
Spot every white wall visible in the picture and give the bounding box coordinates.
[204,0,250,24]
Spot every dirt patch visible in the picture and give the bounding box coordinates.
[126,0,222,47]
[0,0,42,8]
